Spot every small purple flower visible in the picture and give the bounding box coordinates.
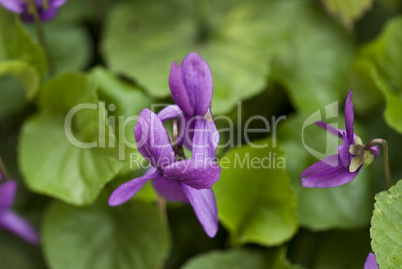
[109,52,221,237]
[0,173,40,244]
[302,90,380,188]
[364,252,378,269]
[109,109,221,237]
[0,0,67,22]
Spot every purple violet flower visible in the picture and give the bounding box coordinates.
[109,109,221,237]
[109,52,221,237]
[364,252,378,269]
[0,0,67,22]
[302,90,380,188]
[0,172,40,244]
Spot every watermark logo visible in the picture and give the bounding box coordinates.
[64,101,289,170]
[302,100,340,166]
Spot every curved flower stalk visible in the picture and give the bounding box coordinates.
[109,53,221,237]
[302,90,381,188]
[0,172,40,244]
[364,252,378,269]
[0,0,67,22]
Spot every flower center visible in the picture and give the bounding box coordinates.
[349,136,375,172]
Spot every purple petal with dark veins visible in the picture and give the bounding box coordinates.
[191,116,219,160]
[164,159,221,189]
[134,109,175,171]
[0,0,24,13]
[169,53,213,117]
[0,180,17,210]
[169,61,194,116]
[302,154,360,188]
[364,253,378,269]
[180,183,218,237]
[345,89,354,145]
[152,177,187,202]
[109,168,161,206]
[0,210,40,244]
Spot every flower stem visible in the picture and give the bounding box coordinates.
[172,118,178,152]
[364,138,392,188]
[27,0,55,76]
[172,118,186,161]
[0,155,11,179]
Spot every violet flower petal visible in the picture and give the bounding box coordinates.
[169,61,194,116]
[38,6,58,21]
[364,252,378,269]
[180,183,218,237]
[181,53,213,116]
[302,154,360,188]
[51,0,68,8]
[181,115,195,150]
[316,121,346,138]
[338,137,351,168]
[0,0,24,13]
[0,180,17,210]
[370,145,381,158]
[134,109,175,171]
[345,89,354,145]
[191,116,219,160]
[169,53,213,117]
[164,159,221,189]
[157,105,186,147]
[158,105,184,123]
[109,168,161,206]
[152,177,187,202]
[0,210,39,244]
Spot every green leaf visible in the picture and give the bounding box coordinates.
[268,1,354,113]
[321,0,373,27]
[278,113,374,230]
[213,139,298,246]
[43,197,170,269]
[102,0,269,115]
[370,180,402,269]
[26,23,91,73]
[0,60,39,119]
[0,60,40,100]
[19,73,124,205]
[102,0,352,115]
[358,17,402,133]
[181,248,302,269]
[348,57,383,115]
[0,10,47,77]
[0,76,26,120]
